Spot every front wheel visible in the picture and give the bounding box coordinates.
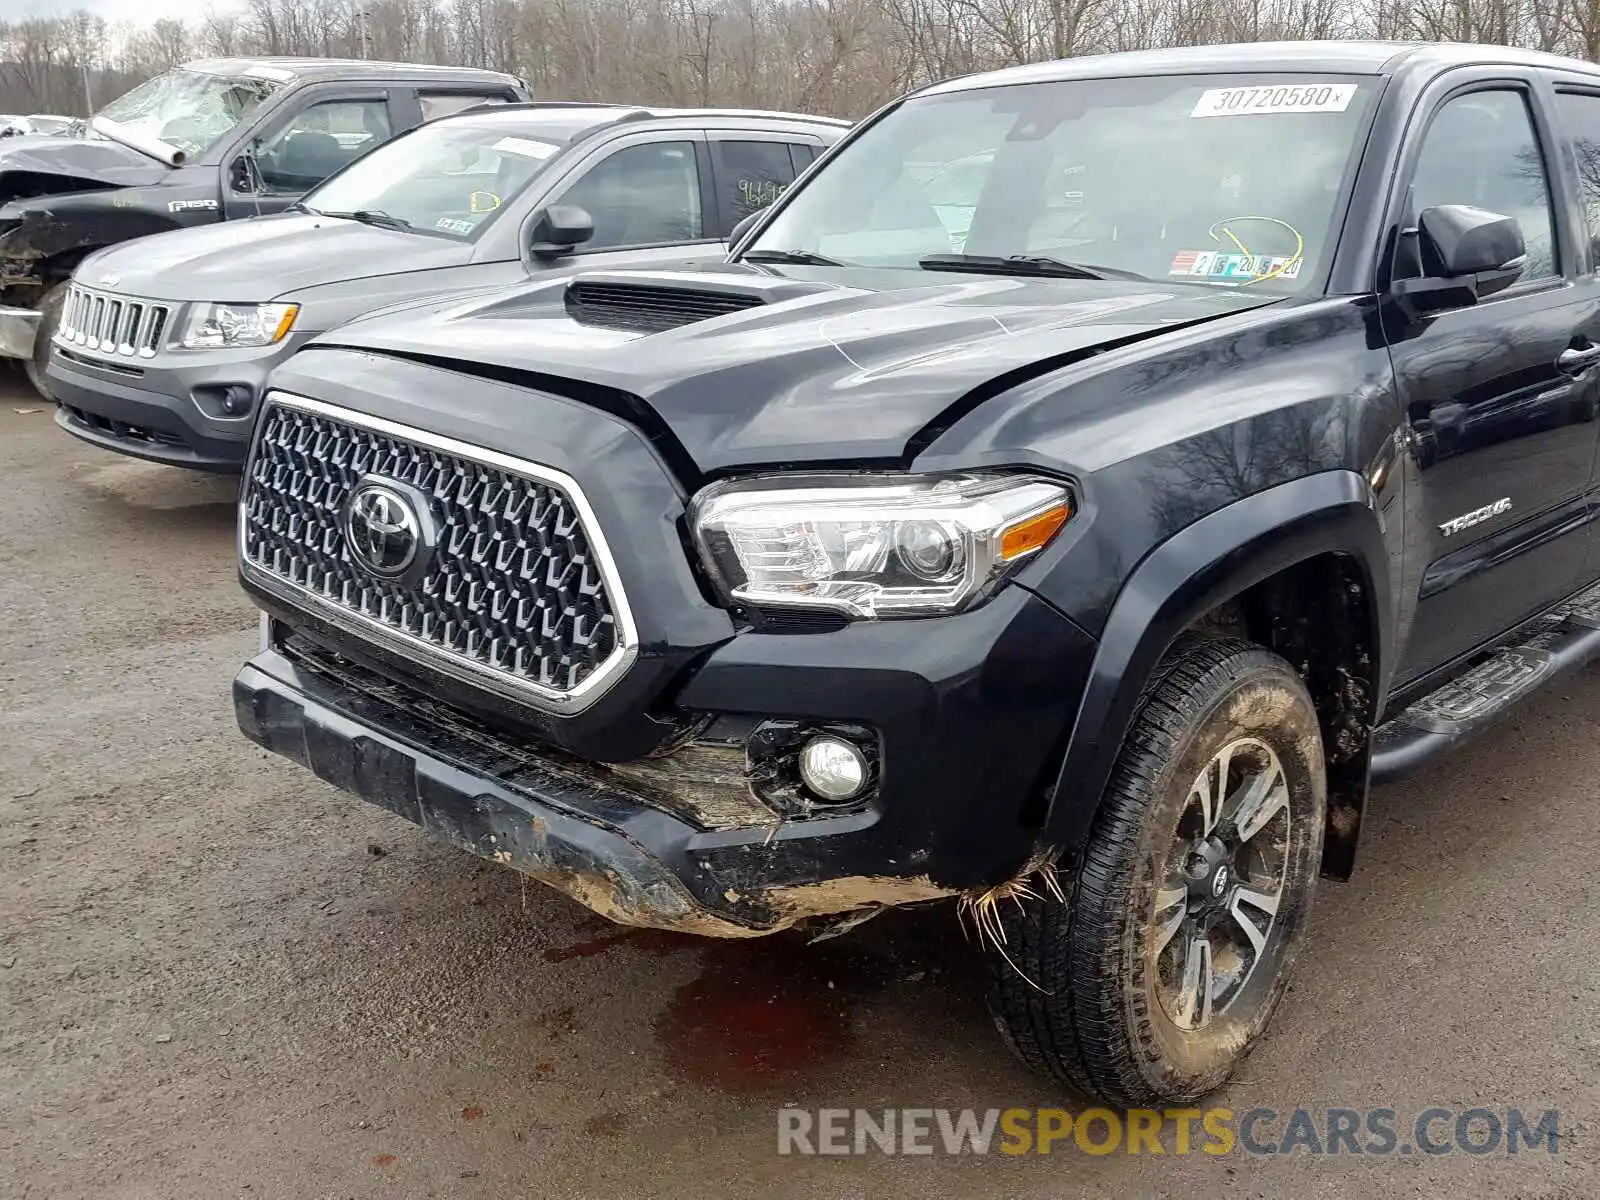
[987,636,1326,1105]
[24,280,68,402]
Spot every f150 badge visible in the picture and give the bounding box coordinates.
[1440,497,1512,537]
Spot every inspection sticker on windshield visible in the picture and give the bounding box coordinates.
[1191,84,1357,118]
[493,136,560,160]
[1170,250,1302,280]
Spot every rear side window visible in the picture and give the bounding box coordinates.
[1557,91,1600,265]
[421,93,509,122]
[712,140,799,233]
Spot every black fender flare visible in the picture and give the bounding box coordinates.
[1041,469,1392,870]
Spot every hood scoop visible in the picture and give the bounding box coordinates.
[562,270,831,335]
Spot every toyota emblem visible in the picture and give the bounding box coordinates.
[344,478,427,579]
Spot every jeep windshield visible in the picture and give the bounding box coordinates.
[95,67,282,160]
[300,116,574,241]
[747,73,1383,292]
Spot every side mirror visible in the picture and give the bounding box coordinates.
[528,204,594,259]
[1392,204,1527,316]
[729,210,762,247]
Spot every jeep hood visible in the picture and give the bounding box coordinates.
[0,135,166,200]
[84,212,470,302]
[314,263,1283,472]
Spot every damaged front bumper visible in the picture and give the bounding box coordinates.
[237,528,1100,935]
[0,304,38,360]
[235,633,960,937]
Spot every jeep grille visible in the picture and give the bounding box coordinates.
[56,284,171,359]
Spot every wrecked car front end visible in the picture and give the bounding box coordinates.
[232,351,1099,936]
[0,136,167,362]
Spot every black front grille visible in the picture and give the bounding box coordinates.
[564,280,765,333]
[241,397,627,705]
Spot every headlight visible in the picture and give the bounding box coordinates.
[178,302,299,350]
[690,473,1072,619]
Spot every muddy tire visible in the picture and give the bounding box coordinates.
[987,636,1326,1105]
[24,281,68,402]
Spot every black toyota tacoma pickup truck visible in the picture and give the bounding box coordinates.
[0,57,526,395]
[233,40,1600,1104]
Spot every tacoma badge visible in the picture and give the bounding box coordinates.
[1439,497,1513,537]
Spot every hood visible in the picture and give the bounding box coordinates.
[84,213,471,302]
[317,263,1281,472]
[0,134,166,199]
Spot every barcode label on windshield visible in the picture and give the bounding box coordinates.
[1191,84,1357,118]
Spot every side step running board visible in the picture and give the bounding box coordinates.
[1371,584,1600,785]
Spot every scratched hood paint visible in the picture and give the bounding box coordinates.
[316,263,1281,471]
[82,212,469,302]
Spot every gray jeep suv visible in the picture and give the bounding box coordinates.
[49,101,845,470]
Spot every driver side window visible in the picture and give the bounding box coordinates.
[552,141,704,251]
[253,99,393,195]
[1409,89,1556,280]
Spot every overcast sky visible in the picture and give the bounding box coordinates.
[20,0,206,21]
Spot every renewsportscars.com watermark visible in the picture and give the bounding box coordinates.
[777,1106,1560,1157]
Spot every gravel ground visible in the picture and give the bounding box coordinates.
[2,374,1596,1198]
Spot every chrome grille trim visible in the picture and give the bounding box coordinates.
[238,391,640,716]
[55,284,170,360]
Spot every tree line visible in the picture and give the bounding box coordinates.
[6,0,1600,120]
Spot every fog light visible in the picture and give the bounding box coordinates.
[190,383,256,421]
[797,735,869,803]
[221,384,254,416]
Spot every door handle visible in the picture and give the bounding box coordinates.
[1557,344,1600,374]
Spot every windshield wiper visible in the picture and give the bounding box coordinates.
[918,253,1147,281]
[742,248,845,266]
[320,209,413,232]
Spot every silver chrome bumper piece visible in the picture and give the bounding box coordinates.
[0,305,40,360]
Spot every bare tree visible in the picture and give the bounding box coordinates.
[10,0,1600,120]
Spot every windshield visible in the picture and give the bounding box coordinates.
[749,73,1377,292]
[303,119,567,240]
[97,68,281,158]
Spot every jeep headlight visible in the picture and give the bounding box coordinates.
[690,473,1072,619]
[179,302,299,350]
